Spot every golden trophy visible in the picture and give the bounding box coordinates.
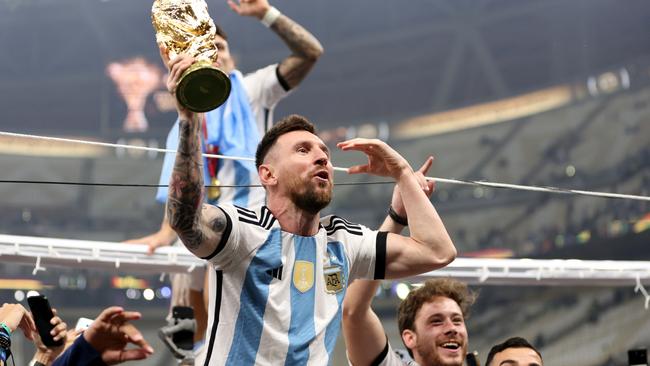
[152,0,231,112]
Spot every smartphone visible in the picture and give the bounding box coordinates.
[629,349,648,366]
[466,351,480,366]
[75,317,94,332]
[172,306,194,351]
[27,295,63,347]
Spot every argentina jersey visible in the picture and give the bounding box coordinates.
[196,204,388,366]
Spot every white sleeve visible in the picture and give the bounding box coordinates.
[348,227,387,282]
[242,64,291,110]
[325,216,387,282]
[348,341,408,366]
[201,204,253,270]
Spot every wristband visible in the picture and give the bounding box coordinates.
[0,331,10,352]
[261,6,281,27]
[0,323,10,336]
[388,206,408,226]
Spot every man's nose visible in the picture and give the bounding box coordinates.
[442,319,458,334]
[315,157,328,166]
[313,150,329,166]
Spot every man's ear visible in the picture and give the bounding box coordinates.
[402,329,417,351]
[259,164,277,187]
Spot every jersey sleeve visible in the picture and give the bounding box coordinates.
[242,64,291,110]
[324,216,387,281]
[349,226,387,281]
[202,204,258,271]
[347,340,408,366]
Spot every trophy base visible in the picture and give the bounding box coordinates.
[176,61,231,113]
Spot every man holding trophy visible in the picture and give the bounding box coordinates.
[128,0,324,359]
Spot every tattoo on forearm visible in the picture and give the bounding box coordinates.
[167,118,205,250]
[271,15,323,87]
[167,197,204,249]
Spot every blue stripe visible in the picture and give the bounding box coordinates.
[225,229,283,366]
[324,241,349,363]
[285,236,317,366]
[233,160,252,207]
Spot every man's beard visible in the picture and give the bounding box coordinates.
[416,343,466,366]
[290,180,332,215]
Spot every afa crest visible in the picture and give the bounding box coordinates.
[323,265,344,294]
[292,260,314,293]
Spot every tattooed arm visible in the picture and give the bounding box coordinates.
[227,0,324,88]
[163,51,230,258]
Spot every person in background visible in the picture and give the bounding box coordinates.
[0,303,36,366]
[344,276,476,366]
[485,337,543,366]
[52,306,153,366]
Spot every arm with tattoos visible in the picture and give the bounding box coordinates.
[227,0,323,88]
[163,49,230,259]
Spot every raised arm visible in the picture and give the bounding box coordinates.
[162,49,231,259]
[227,0,324,88]
[337,139,456,279]
[343,160,435,366]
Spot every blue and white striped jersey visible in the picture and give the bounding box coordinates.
[196,204,387,366]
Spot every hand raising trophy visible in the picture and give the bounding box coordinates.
[152,0,231,112]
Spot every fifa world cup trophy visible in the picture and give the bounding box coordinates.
[152,0,231,112]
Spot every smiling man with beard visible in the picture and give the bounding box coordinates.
[397,279,475,366]
[344,277,476,366]
[165,99,457,364]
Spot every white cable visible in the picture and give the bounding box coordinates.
[1,130,648,201]
[428,177,650,201]
[0,130,253,162]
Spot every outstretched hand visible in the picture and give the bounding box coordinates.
[337,138,412,180]
[123,231,176,255]
[84,306,154,365]
[0,303,36,340]
[391,156,436,217]
[227,0,271,19]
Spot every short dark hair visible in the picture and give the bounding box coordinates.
[255,114,316,169]
[397,279,477,357]
[215,24,228,41]
[485,337,542,366]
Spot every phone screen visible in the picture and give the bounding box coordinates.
[466,351,480,366]
[27,295,63,347]
[629,349,648,366]
[172,306,194,351]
